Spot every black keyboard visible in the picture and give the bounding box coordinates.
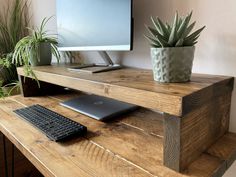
[13,104,87,142]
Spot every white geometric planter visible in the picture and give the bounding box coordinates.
[151,47,195,83]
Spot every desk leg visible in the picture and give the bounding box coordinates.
[2,135,8,177]
[163,92,231,172]
[11,144,14,177]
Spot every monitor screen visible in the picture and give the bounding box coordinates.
[56,0,133,51]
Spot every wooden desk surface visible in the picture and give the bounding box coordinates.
[0,92,235,177]
[17,65,234,116]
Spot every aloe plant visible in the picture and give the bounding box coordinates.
[145,11,205,48]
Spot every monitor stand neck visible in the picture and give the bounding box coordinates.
[98,51,114,66]
[67,51,123,73]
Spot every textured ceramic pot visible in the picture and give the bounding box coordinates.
[30,42,52,66]
[151,46,195,83]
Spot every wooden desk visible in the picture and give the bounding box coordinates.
[0,64,234,176]
[0,92,236,177]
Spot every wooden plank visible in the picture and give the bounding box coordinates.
[17,65,234,116]
[183,154,226,177]
[180,92,232,170]
[0,133,43,177]
[164,92,232,172]
[117,109,164,137]
[11,94,233,177]
[51,90,164,137]
[0,94,235,177]
[163,114,181,171]
[11,95,164,176]
[0,99,156,177]
[207,132,236,169]
[182,77,234,115]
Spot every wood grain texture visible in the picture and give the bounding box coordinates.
[17,65,234,116]
[164,92,232,172]
[163,114,181,171]
[207,132,236,169]
[183,154,226,177]
[0,133,43,177]
[182,77,234,115]
[0,94,235,177]
[51,90,164,137]
[180,92,232,170]
[0,98,156,177]
[12,94,164,176]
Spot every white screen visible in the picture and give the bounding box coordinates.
[57,0,132,51]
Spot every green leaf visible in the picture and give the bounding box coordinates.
[184,26,205,45]
[184,35,200,46]
[145,25,159,37]
[156,17,170,38]
[145,25,168,44]
[177,11,192,39]
[150,16,162,34]
[175,38,184,47]
[182,21,196,39]
[168,12,179,46]
[177,17,183,30]
[165,23,172,35]
[144,35,162,47]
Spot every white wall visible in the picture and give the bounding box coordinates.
[27,0,236,176]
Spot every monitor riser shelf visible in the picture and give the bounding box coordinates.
[15,64,236,176]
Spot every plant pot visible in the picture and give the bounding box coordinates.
[0,65,18,85]
[2,85,20,96]
[151,46,195,83]
[30,42,52,66]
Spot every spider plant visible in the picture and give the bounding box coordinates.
[12,17,60,80]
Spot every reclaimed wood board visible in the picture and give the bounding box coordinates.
[0,94,235,177]
[17,65,234,116]
[0,133,43,177]
[164,92,232,171]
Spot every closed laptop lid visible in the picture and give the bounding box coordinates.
[60,94,138,120]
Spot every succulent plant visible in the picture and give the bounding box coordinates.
[145,11,205,48]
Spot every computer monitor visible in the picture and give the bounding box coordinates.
[56,0,133,73]
[56,0,137,121]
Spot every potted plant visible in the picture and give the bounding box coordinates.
[145,12,205,83]
[12,17,60,79]
[0,0,29,96]
[0,53,19,97]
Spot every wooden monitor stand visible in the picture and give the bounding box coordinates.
[0,64,235,177]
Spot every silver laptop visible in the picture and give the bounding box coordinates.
[60,94,138,121]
